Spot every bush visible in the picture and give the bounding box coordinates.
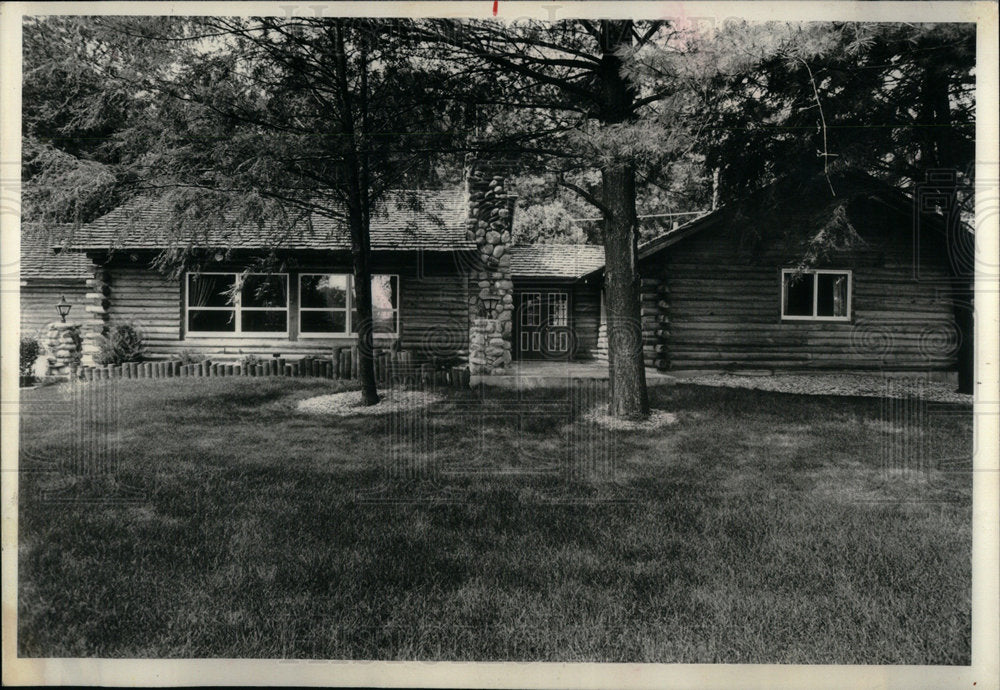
[20,337,42,378]
[96,323,146,366]
[240,354,263,369]
[171,349,207,365]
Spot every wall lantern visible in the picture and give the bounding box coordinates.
[55,294,72,322]
[479,295,499,318]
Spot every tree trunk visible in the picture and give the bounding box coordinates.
[335,19,379,406]
[348,206,379,405]
[953,286,974,395]
[598,19,649,418]
[603,163,650,418]
[921,62,973,394]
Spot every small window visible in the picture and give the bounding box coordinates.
[186,272,288,336]
[781,269,851,321]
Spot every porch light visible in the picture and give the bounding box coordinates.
[55,295,72,322]
[479,295,499,318]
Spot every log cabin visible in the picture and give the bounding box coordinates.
[47,168,968,382]
[630,172,971,381]
[53,161,607,374]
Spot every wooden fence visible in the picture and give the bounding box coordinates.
[71,349,472,389]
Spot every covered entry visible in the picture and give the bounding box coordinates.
[514,287,573,360]
[507,243,606,363]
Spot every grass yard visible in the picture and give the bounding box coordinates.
[17,377,972,663]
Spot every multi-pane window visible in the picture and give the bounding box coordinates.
[781,269,851,321]
[186,273,288,335]
[299,274,350,334]
[299,273,399,336]
[548,292,568,326]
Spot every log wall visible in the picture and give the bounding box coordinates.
[642,204,960,374]
[20,281,88,339]
[571,279,601,359]
[101,258,470,362]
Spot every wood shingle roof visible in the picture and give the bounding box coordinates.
[508,243,605,279]
[20,226,92,281]
[62,190,473,252]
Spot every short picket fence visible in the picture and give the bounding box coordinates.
[71,349,472,389]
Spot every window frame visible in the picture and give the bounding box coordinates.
[298,272,400,339]
[185,271,289,338]
[780,268,853,322]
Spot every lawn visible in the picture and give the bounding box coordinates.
[16,376,972,663]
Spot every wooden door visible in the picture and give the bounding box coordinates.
[516,290,572,360]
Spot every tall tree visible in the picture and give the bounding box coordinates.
[420,19,707,418]
[24,17,465,404]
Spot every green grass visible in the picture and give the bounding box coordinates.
[17,377,972,663]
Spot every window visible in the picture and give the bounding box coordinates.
[186,272,288,335]
[548,292,568,326]
[299,274,350,334]
[299,273,399,336]
[781,269,851,321]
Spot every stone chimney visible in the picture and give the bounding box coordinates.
[465,154,516,375]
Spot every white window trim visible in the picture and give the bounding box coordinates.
[780,268,853,322]
[298,273,400,339]
[185,271,290,339]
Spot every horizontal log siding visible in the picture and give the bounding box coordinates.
[103,261,469,361]
[647,219,958,374]
[571,281,601,359]
[398,274,469,363]
[106,267,183,353]
[20,282,88,339]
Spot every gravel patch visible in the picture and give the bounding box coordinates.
[584,408,678,431]
[297,389,444,416]
[678,373,972,404]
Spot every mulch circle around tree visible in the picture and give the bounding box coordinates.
[296,389,444,416]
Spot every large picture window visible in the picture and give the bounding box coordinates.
[186,272,288,335]
[781,269,851,321]
[299,273,399,336]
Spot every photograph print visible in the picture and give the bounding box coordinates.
[4,1,995,686]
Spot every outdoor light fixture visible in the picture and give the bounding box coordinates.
[55,294,72,322]
[480,295,499,317]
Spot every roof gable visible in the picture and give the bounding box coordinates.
[637,171,955,262]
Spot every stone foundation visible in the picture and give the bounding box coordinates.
[44,322,82,377]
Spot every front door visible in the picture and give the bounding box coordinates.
[516,290,572,360]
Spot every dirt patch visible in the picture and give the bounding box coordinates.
[297,389,444,416]
[584,408,678,431]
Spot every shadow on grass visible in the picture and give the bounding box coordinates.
[16,377,973,662]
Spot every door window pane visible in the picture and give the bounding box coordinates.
[548,293,568,326]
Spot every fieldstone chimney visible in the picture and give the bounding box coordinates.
[465,154,516,375]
